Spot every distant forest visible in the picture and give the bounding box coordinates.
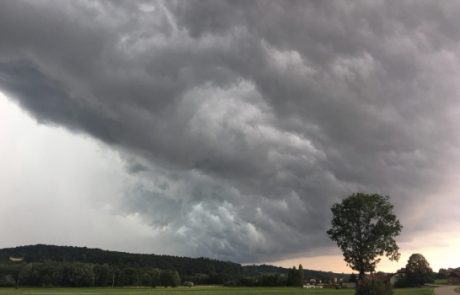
[0,244,345,287]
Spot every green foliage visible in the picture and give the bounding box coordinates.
[160,270,180,287]
[349,274,358,282]
[436,268,449,279]
[286,265,305,287]
[287,267,295,286]
[299,264,304,287]
[0,263,23,288]
[243,264,340,281]
[404,254,433,287]
[0,275,15,287]
[120,267,139,286]
[141,268,160,287]
[93,264,110,286]
[327,193,402,280]
[0,262,167,288]
[181,273,209,285]
[13,262,95,287]
[356,280,393,295]
[0,259,342,288]
[393,278,406,289]
[223,273,288,287]
[259,274,284,286]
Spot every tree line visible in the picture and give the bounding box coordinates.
[225,264,306,287]
[0,261,341,288]
[0,262,180,288]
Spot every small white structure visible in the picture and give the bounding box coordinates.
[9,257,24,262]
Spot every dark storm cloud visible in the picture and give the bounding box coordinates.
[1,0,460,262]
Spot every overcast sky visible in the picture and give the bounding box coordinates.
[1,0,460,272]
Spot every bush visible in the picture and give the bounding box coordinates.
[356,280,393,295]
[0,275,16,287]
[393,277,407,288]
[223,279,239,287]
[160,270,180,287]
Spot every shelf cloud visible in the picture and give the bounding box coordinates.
[1,0,460,263]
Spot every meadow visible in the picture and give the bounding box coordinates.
[0,287,433,295]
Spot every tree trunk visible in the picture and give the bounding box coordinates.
[358,270,365,286]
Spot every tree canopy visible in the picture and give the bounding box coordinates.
[327,193,402,281]
[405,253,433,287]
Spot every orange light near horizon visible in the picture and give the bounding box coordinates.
[268,255,352,273]
[268,230,460,274]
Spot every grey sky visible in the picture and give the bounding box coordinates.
[1,0,460,266]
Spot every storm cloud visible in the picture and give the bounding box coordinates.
[1,0,460,263]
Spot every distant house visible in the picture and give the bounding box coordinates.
[390,268,406,286]
[9,257,24,262]
[448,270,460,285]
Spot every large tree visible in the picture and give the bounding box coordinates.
[405,253,433,287]
[327,193,402,282]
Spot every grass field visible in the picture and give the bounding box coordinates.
[0,287,433,295]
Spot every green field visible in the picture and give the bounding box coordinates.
[0,287,433,295]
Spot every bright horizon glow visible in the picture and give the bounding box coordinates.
[269,230,460,273]
[270,244,460,274]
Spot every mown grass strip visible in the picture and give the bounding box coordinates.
[0,287,432,295]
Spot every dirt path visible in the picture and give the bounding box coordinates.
[434,286,458,295]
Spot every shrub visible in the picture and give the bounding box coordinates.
[0,275,16,287]
[160,270,180,287]
[393,277,407,288]
[223,279,238,287]
[356,280,393,295]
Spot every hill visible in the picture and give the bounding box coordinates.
[0,244,241,276]
[0,244,345,287]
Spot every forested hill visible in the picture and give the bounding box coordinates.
[0,244,344,282]
[0,244,242,275]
